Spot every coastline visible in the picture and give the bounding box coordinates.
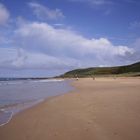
[0,78,73,126]
[0,77,140,140]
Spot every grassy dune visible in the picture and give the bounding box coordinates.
[60,62,140,78]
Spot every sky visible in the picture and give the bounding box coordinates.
[0,0,140,77]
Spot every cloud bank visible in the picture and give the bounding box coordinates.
[0,2,139,76]
[1,22,134,71]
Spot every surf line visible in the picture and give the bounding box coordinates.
[0,109,13,127]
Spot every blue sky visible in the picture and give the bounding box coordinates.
[0,0,140,77]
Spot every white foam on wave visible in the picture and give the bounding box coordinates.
[0,81,25,86]
[0,99,44,127]
[0,110,13,127]
[32,79,64,83]
[0,79,64,86]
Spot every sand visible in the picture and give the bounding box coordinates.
[0,77,140,140]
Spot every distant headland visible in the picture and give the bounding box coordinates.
[59,61,140,78]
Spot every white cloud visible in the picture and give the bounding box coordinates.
[0,47,78,70]
[0,21,138,76]
[0,3,10,25]
[0,2,139,77]
[11,22,133,68]
[129,38,140,60]
[28,2,64,20]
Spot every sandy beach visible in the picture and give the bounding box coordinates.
[0,77,140,140]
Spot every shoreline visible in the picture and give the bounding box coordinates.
[0,77,140,140]
[0,98,45,127]
[0,110,13,127]
[0,78,73,126]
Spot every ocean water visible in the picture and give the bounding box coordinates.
[0,79,73,126]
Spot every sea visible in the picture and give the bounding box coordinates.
[0,79,73,126]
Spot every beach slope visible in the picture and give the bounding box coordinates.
[0,78,140,140]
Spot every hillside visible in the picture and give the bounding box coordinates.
[60,62,140,78]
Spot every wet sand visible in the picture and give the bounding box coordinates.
[0,77,140,140]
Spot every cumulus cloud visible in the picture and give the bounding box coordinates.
[129,38,140,60]
[8,22,133,69]
[0,47,78,70]
[0,20,138,76]
[0,2,139,77]
[0,3,10,25]
[28,2,64,20]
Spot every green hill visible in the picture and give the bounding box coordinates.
[60,61,140,78]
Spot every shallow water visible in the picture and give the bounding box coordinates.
[0,79,73,126]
